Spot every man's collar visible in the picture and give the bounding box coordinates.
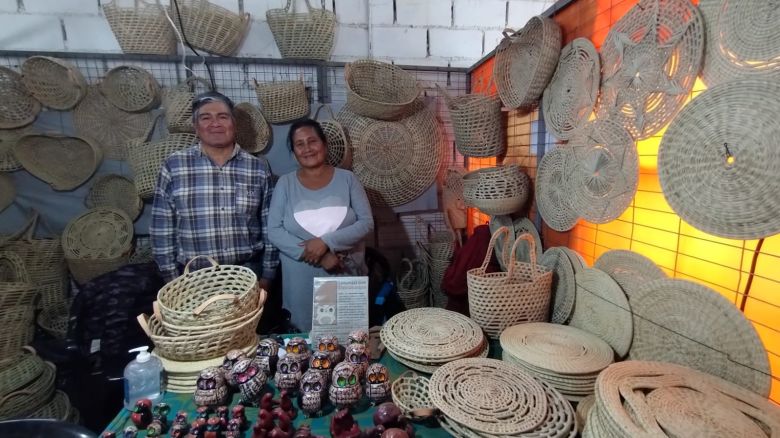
[197,142,244,161]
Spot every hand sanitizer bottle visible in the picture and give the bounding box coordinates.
[124,346,163,410]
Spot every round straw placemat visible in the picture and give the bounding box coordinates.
[99,65,160,113]
[658,79,780,239]
[567,119,637,224]
[629,278,771,396]
[85,174,142,220]
[430,358,550,435]
[13,134,102,191]
[568,268,632,358]
[542,38,600,141]
[0,66,40,129]
[0,174,14,213]
[597,0,704,140]
[541,247,577,324]
[388,339,488,375]
[234,102,271,154]
[536,146,579,232]
[594,250,665,303]
[699,0,780,87]
[20,56,87,111]
[0,126,35,172]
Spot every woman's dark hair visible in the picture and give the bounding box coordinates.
[287,118,328,152]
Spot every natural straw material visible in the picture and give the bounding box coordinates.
[0,251,37,308]
[99,65,161,113]
[102,0,177,55]
[388,340,489,375]
[542,38,600,141]
[161,77,212,133]
[658,79,780,239]
[493,16,562,109]
[85,174,143,221]
[13,134,102,191]
[254,78,309,124]
[234,102,271,154]
[536,146,579,232]
[267,0,336,60]
[169,0,251,56]
[21,56,87,110]
[27,390,70,421]
[62,207,133,284]
[594,249,665,303]
[462,165,530,216]
[314,104,351,169]
[576,394,595,434]
[345,59,421,121]
[396,258,429,310]
[127,133,198,199]
[391,371,434,419]
[0,127,35,172]
[0,66,40,129]
[0,361,55,419]
[0,174,14,213]
[438,84,504,158]
[0,347,44,399]
[489,216,542,271]
[540,247,577,324]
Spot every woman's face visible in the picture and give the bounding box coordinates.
[292,126,327,169]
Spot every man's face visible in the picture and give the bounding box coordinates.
[194,101,236,149]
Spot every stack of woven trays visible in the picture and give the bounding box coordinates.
[380,308,487,374]
[0,347,58,421]
[583,360,780,437]
[500,323,614,402]
[154,342,257,393]
[431,358,577,437]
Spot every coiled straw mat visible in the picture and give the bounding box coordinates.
[0,66,40,129]
[234,102,271,154]
[593,249,665,303]
[566,119,637,225]
[102,0,177,55]
[21,56,87,111]
[13,134,102,191]
[629,278,771,397]
[0,174,14,213]
[337,99,442,207]
[85,174,143,221]
[542,38,600,141]
[597,0,704,140]
[0,126,35,172]
[536,146,579,232]
[314,104,351,169]
[658,79,780,240]
[99,65,161,113]
[699,0,780,87]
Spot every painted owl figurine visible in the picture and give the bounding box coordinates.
[308,351,334,385]
[348,329,369,346]
[232,358,268,405]
[365,363,391,404]
[285,337,311,372]
[193,367,229,407]
[222,349,248,387]
[255,338,280,376]
[345,342,369,381]
[299,369,328,417]
[328,362,362,410]
[274,355,303,392]
[316,334,343,364]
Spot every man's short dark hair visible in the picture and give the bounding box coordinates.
[192,91,235,123]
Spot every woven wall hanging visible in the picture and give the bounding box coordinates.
[254,78,309,124]
[99,65,161,113]
[63,207,133,284]
[0,126,35,172]
[102,0,177,55]
[593,249,666,303]
[438,84,504,158]
[127,133,198,199]
[13,134,103,191]
[85,174,143,221]
[535,146,579,232]
[314,104,351,169]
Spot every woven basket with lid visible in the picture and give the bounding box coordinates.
[13,134,103,191]
[0,66,40,129]
[62,207,134,284]
[169,0,251,57]
[21,56,87,111]
[267,0,336,60]
[99,65,161,113]
[345,60,421,121]
[102,0,177,55]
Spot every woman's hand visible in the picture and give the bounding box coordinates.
[299,237,329,264]
[319,252,344,273]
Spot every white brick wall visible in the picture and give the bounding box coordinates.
[453,0,505,28]
[332,24,369,58]
[484,29,506,52]
[22,0,99,15]
[242,0,288,18]
[368,0,393,26]
[395,0,451,27]
[333,0,368,25]
[371,26,426,59]
[63,16,122,52]
[238,20,282,58]
[0,14,65,51]
[429,28,481,58]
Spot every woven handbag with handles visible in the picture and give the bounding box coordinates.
[102,0,177,55]
[396,258,429,310]
[253,78,309,124]
[169,0,251,56]
[267,0,336,60]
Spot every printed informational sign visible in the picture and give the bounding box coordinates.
[309,276,369,343]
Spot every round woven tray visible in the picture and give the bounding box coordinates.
[0,174,14,213]
[99,65,160,113]
[541,247,577,324]
[267,0,336,61]
[593,250,665,303]
[85,174,143,221]
[561,247,586,270]
[62,207,133,284]
[429,358,549,435]
[314,104,351,169]
[13,134,103,191]
[629,278,771,396]
[568,267,632,358]
[234,102,271,154]
[0,66,40,129]
[0,126,35,172]
[542,38,600,141]
[345,59,421,121]
[102,0,177,55]
[699,0,780,87]
[254,79,309,124]
[338,100,442,207]
[388,339,489,374]
[658,79,780,239]
[597,0,704,140]
[463,165,530,216]
[536,146,579,232]
[575,394,595,433]
[127,133,198,199]
[21,56,87,110]
[567,119,637,224]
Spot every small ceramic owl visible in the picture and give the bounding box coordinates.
[328,362,362,410]
[308,351,334,385]
[316,334,343,364]
[299,369,328,417]
[345,342,369,381]
[232,358,268,405]
[285,337,311,371]
[222,349,248,387]
[255,338,280,376]
[348,329,369,346]
[274,355,303,392]
[365,363,391,404]
[193,367,229,407]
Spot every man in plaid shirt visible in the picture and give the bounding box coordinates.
[150,91,278,291]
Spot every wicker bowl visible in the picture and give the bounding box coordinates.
[391,371,435,420]
[463,164,530,216]
[254,79,309,124]
[127,133,198,199]
[234,102,271,154]
[345,60,421,121]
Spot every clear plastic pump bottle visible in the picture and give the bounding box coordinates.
[123,346,163,410]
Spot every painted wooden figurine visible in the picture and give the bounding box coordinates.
[151,403,170,433]
[315,334,343,364]
[185,419,206,438]
[169,424,189,438]
[299,369,328,417]
[274,355,303,392]
[231,404,248,430]
[222,349,249,387]
[347,329,368,346]
[232,357,268,405]
[130,399,152,429]
[225,418,243,438]
[285,336,311,372]
[204,417,222,438]
[216,406,229,429]
[365,363,391,404]
[329,362,362,410]
[255,338,280,376]
[344,343,369,381]
[308,351,334,385]
[193,367,229,407]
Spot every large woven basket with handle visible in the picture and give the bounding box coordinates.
[267,0,336,60]
[254,78,309,124]
[169,0,251,56]
[102,0,177,55]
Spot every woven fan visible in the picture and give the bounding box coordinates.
[597,0,704,140]
[234,102,271,154]
[0,66,40,129]
[13,134,103,191]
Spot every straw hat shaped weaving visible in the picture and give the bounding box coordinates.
[0,66,40,129]
[699,0,780,87]
[658,79,780,239]
[594,249,666,303]
[0,173,14,213]
[536,145,579,232]
[597,0,704,140]
[566,119,638,224]
[542,38,600,141]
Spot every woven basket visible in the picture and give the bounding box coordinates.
[169,0,251,56]
[102,0,177,55]
[62,207,134,285]
[391,371,435,420]
[0,252,37,308]
[36,307,69,340]
[21,56,87,111]
[127,133,198,199]
[494,17,562,109]
[438,84,504,158]
[99,65,161,113]
[161,77,213,133]
[28,390,70,421]
[462,164,529,216]
[253,78,309,124]
[267,0,336,60]
[0,361,55,419]
[234,102,271,154]
[396,258,429,310]
[0,174,14,213]
[0,127,36,172]
[0,66,40,129]
[0,347,44,398]
[314,104,351,169]
[85,174,143,221]
[345,60,421,121]
[467,226,553,339]
[0,306,35,355]
[13,134,102,191]
[153,289,264,337]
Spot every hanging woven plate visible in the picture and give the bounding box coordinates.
[21,56,87,110]
[536,146,579,232]
[542,38,600,141]
[597,0,704,140]
[337,100,442,207]
[234,102,271,154]
[0,173,14,213]
[99,65,161,113]
[699,0,780,87]
[540,247,577,324]
[594,249,665,303]
[0,66,40,129]
[314,104,351,169]
[85,174,143,220]
[74,86,157,161]
[13,134,103,191]
[629,278,771,397]
[658,79,780,239]
[0,126,36,172]
[63,207,133,260]
[567,119,637,224]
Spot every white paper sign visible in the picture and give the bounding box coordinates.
[310,276,369,343]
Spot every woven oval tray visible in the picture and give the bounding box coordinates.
[388,339,489,374]
[540,247,577,324]
[13,134,103,191]
[593,250,665,303]
[536,146,579,232]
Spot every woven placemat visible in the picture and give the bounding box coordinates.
[560,247,586,270]
[429,358,549,435]
[629,278,771,396]
[536,146,579,232]
[540,247,577,324]
[567,119,637,224]
[597,0,704,140]
[62,207,133,259]
[234,102,271,154]
[658,79,780,239]
[699,0,780,87]
[388,339,488,375]
[85,174,143,221]
[593,250,665,303]
[568,268,632,358]
[542,38,600,141]
[0,173,14,213]
[0,66,40,129]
